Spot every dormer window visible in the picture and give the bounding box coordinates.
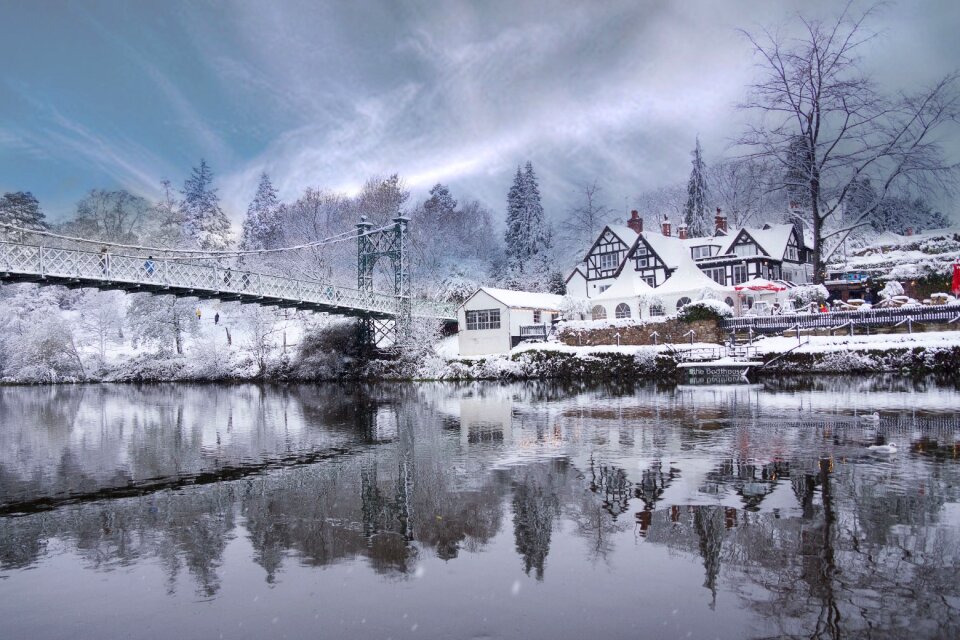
[733,243,758,257]
[691,246,714,259]
[786,245,799,261]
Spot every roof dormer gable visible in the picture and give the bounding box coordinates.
[726,229,769,258]
[584,226,630,278]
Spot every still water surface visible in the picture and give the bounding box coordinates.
[1,378,959,639]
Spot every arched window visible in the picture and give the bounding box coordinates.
[591,305,607,321]
[676,296,692,310]
[649,302,664,317]
[724,297,735,307]
[615,303,632,319]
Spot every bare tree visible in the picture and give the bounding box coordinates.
[634,184,686,227]
[738,3,960,282]
[708,157,779,228]
[561,180,615,252]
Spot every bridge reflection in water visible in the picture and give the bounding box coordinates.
[1,378,959,638]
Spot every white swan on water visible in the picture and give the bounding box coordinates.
[860,412,880,422]
[867,443,898,454]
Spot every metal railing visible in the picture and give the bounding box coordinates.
[0,240,457,320]
[722,304,960,334]
[519,324,549,339]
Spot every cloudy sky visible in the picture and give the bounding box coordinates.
[1,0,957,229]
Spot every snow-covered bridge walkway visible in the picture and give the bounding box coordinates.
[0,240,456,321]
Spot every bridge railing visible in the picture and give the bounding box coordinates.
[0,241,457,319]
[721,304,960,334]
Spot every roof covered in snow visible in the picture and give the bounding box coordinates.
[654,260,734,294]
[593,269,656,301]
[641,232,691,269]
[606,224,640,244]
[720,223,796,258]
[467,287,566,311]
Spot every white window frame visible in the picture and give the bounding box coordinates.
[734,243,758,257]
[465,309,501,330]
[598,252,619,270]
[733,264,748,284]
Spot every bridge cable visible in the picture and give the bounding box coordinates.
[0,221,394,259]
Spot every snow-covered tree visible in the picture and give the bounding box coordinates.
[181,160,232,250]
[869,196,950,234]
[77,291,125,363]
[738,5,960,282]
[128,294,197,355]
[634,184,686,229]
[0,192,47,240]
[241,173,282,251]
[708,158,777,228]
[503,162,553,289]
[354,174,409,226]
[423,183,457,223]
[684,138,710,237]
[66,189,149,243]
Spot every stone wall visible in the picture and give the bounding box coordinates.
[557,318,724,346]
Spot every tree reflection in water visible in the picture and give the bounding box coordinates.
[0,378,959,637]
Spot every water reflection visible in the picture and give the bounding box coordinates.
[1,378,959,638]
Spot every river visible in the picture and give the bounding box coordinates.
[1,378,959,639]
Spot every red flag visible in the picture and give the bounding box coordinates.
[952,263,960,295]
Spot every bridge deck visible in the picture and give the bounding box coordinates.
[0,241,456,321]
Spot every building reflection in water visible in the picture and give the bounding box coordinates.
[1,378,960,636]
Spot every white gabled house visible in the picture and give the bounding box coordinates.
[457,287,565,356]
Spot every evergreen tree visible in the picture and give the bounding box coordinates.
[522,162,551,257]
[181,160,232,250]
[502,162,553,290]
[683,138,710,237]
[504,166,526,269]
[423,183,457,223]
[0,192,47,236]
[241,173,281,250]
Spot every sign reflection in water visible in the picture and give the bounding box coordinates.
[0,378,959,639]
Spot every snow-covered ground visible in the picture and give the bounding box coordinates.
[754,331,960,355]
[449,330,960,361]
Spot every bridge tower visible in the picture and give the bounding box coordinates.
[356,215,411,347]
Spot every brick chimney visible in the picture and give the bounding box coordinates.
[626,209,643,234]
[678,222,689,240]
[661,218,672,237]
[714,207,727,235]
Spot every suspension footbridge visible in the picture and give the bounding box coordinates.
[0,216,457,344]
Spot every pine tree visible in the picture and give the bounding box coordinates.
[0,192,47,236]
[241,173,281,250]
[683,138,710,237]
[502,162,554,290]
[181,160,232,250]
[522,162,551,257]
[423,183,457,223]
[504,166,526,270]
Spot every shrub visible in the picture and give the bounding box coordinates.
[676,300,733,323]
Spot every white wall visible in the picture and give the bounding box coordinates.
[457,290,511,356]
[566,271,588,298]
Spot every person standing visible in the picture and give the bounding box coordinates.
[214,312,220,325]
[98,247,111,276]
[196,308,202,321]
